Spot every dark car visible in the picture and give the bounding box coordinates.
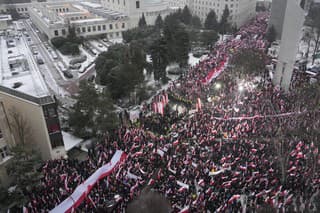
[63,70,73,78]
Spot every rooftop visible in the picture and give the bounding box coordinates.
[0,22,51,102]
[0,15,12,21]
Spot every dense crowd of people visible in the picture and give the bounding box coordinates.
[25,13,320,212]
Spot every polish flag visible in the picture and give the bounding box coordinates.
[228,194,241,204]
[178,206,189,213]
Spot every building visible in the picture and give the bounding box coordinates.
[0,15,12,31]
[29,1,129,40]
[256,0,272,11]
[272,0,305,91]
[184,0,256,27]
[101,0,173,28]
[167,0,187,9]
[0,102,14,188]
[0,30,66,161]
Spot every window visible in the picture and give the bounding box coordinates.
[88,26,91,32]
[48,123,60,134]
[102,25,106,30]
[0,146,9,160]
[62,29,66,35]
[115,23,118,29]
[136,1,140,9]
[54,30,59,36]
[98,25,101,31]
[122,23,125,28]
[0,129,3,139]
[93,26,96,31]
[109,24,113,30]
[82,27,86,32]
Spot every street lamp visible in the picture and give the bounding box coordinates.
[238,84,244,92]
[215,83,222,90]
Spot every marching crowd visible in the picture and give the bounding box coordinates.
[25,13,320,212]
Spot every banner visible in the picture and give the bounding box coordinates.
[50,150,127,213]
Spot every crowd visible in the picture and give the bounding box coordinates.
[25,13,320,213]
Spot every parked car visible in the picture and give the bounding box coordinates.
[306,66,320,76]
[36,57,44,65]
[69,63,81,70]
[63,70,73,78]
[69,55,87,65]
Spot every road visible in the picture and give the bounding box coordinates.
[23,19,96,97]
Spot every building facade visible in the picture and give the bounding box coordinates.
[0,101,14,188]
[167,0,187,8]
[29,1,129,39]
[0,87,66,161]
[185,0,256,27]
[101,0,173,28]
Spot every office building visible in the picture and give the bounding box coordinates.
[101,0,173,28]
[29,1,129,39]
[172,0,256,27]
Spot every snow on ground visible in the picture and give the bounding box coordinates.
[127,52,206,114]
[78,46,96,77]
[89,40,108,52]
[1,33,49,97]
[62,131,83,151]
[188,53,205,66]
[55,46,96,78]
[109,38,123,44]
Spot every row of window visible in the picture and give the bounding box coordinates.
[55,7,69,13]
[0,8,28,13]
[107,0,127,6]
[0,145,9,161]
[106,0,140,9]
[54,22,125,36]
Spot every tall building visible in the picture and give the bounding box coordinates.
[166,0,187,8]
[184,0,256,27]
[0,29,66,161]
[101,0,173,28]
[29,1,129,40]
[272,0,305,91]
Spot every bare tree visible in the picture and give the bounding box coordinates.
[9,108,32,146]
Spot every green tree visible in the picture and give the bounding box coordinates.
[150,37,169,81]
[95,91,119,135]
[95,44,145,100]
[175,27,190,68]
[266,25,277,44]
[230,48,267,78]
[139,13,147,28]
[6,146,42,207]
[181,6,192,25]
[306,4,320,64]
[191,15,202,29]
[201,30,219,47]
[155,14,164,30]
[51,37,67,49]
[69,81,119,137]
[219,5,231,34]
[204,10,218,30]
[69,81,99,137]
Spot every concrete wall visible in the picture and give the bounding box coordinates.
[269,0,287,40]
[273,0,305,91]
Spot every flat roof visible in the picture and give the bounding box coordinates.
[0,23,50,100]
[0,15,12,21]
